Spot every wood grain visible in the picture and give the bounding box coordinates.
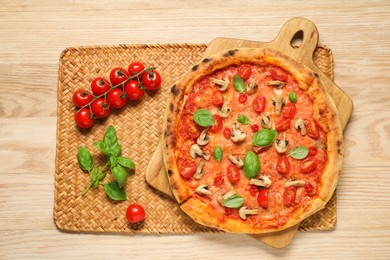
[1,0,390,258]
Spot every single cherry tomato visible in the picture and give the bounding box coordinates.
[238,93,248,103]
[212,89,224,107]
[183,121,200,139]
[282,103,296,119]
[91,77,111,96]
[214,174,224,187]
[283,186,297,206]
[275,119,291,132]
[253,95,266,113]
[305,182,317,196]
[223,127,232,139]
[74,108,94,129]
[308,146,318,156]
[128,61,145,77]
[277,156,291,175]
[227,163,240,183]
[179,162,197,179]
[141,70,161,90]
[72,89,93,108]
[124,80,145,101]
[126,203,146,224]
[237,64,252,80]
[107,88,126,109]
[209,114,223,133]
[257,189,269,208]
[251,124,260,133]
[110,67,129,87]
[270,67,288,81]
[249,185,258,196]
[307,120,320,139]
[301,157,318,173]
[91,98,110,118]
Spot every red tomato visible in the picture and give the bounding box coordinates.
[107,88,126,109]
[277,156,291,175]
[214,174,224,187]
[257,189,269,208]
[305,182,317,196]
[223,127,231,139]
[72,89,93,108]
[179,162,197,179]
[110,67,129,87]
[91,98,110,118]
[126,204,146,224]
[184,100,196,113]
[283,186,297,206]
[212,90,224,107]
[128,61,145,77]
[209,115,223,133]
[249,185,258,196]
[141,70,161,90]
[183,121,200,139]
[301,157,318,173]
[91,77,111,96]
[307,120,320,139]
[238,93,248,103]
[275,119,291,132]
[124,80,145,101]
[253,95,266,113]
[251,124,260,133]
[252,146,267,154]
[74,108,94,129]
[270,67,288,81]
[282,103,296,119]
[308,146,318,156]
[237,64,252,80]
[224,208,235,215]
[227,164,240,183]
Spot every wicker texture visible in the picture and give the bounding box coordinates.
[54,43,336,234]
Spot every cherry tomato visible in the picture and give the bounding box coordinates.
[179,162,197,179]
[74,108,94,129]
[237,64,252,80]
[253,95,266,113]
[251,124,260,133]
[91,77,111,96]
[209,114,223,133]
[72,89,93,108]
[301,157,318,173]
[277,156,291,175]
[238,93,248,103]
[275,119,291,132]
[212,89,224,107]
[305,182,317,196]
[283,186,297,206]
[257,189,269,208]
[184,100,196,113]
[126,203,146,224]
[141,70,161,90]
[124,80,145,101]
[270,67,288,81]
[252,146,268,154]
[107,88,126,109]
[183,121,200,139]
[249,185,258,196]
[91,98,110,118]
[307,120,320,139]
[214,174,224,187]
[308,146,318,156]
[227,164,240,183]
[281,103,296,119]
[223,127,231,139]
[128,61,145,77]
[110,67,129,87]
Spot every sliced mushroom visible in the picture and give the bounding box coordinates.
[189,144,211,161]
[195,184,212,196]
[267,80,286,89]
[217,101,232,118]
[239,206,259,220]
[261,114,272,129]
[273,88,283,96]
[285,179,306,188]
[272,95,286,116]
[197,128,209,146]
[295,118,306,136]
[246,77,258,95]
[193,160,205,179]
[210,78,230,91]
[250,175,272,188]
[230,123,247,143]
[275,133,289,153]
[228,154,244,168]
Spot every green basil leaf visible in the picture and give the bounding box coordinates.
[97,171,107,181]
[93,179,100,188]
[194,109,215,127]
[252,129,278,147]
[243,151,260,179]
[289,146,309,160]
[233,75,245,93]
[213,146,223,162]
[223,194,245,209]
[289,91,297,103]
[111,164,128,188]
[117,156,135,171]
[103,126,121,156]
[94,141,113,156]
[77,146,94,172]
[110,156,118,167]
[104,181,127,201]
[237,114,250,125]
[90,167,99,181]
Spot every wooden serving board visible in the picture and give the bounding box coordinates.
[145,17,353,248]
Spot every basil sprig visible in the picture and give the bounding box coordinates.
[289,91,297,103]
[233,75,245,93]
[194,109,215,127]
[289,146,309,159]
[213,146,223,162]
[243,151,260,179]
[252,129,278,147]
[237,115,250,125]
[223,194,245,208]
[77,146,93,172]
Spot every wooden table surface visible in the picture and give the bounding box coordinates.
[1,1,389,259]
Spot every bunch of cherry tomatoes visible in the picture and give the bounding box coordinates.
[72,61,161,129]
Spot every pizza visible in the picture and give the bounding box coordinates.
[163,48,343,234]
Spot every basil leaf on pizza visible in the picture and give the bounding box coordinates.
[194,109,215,127]
[252,129,278,147]
[237,115,250,125]
[289,146,309,159]
[213,146,223,162]
[233,75,245,93]
[243,151,260,179]
[289,91,297,103]
[223,194,244,208]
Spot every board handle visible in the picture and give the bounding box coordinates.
[270,17,319,64]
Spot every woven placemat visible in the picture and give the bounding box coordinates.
[54,43,336,234]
